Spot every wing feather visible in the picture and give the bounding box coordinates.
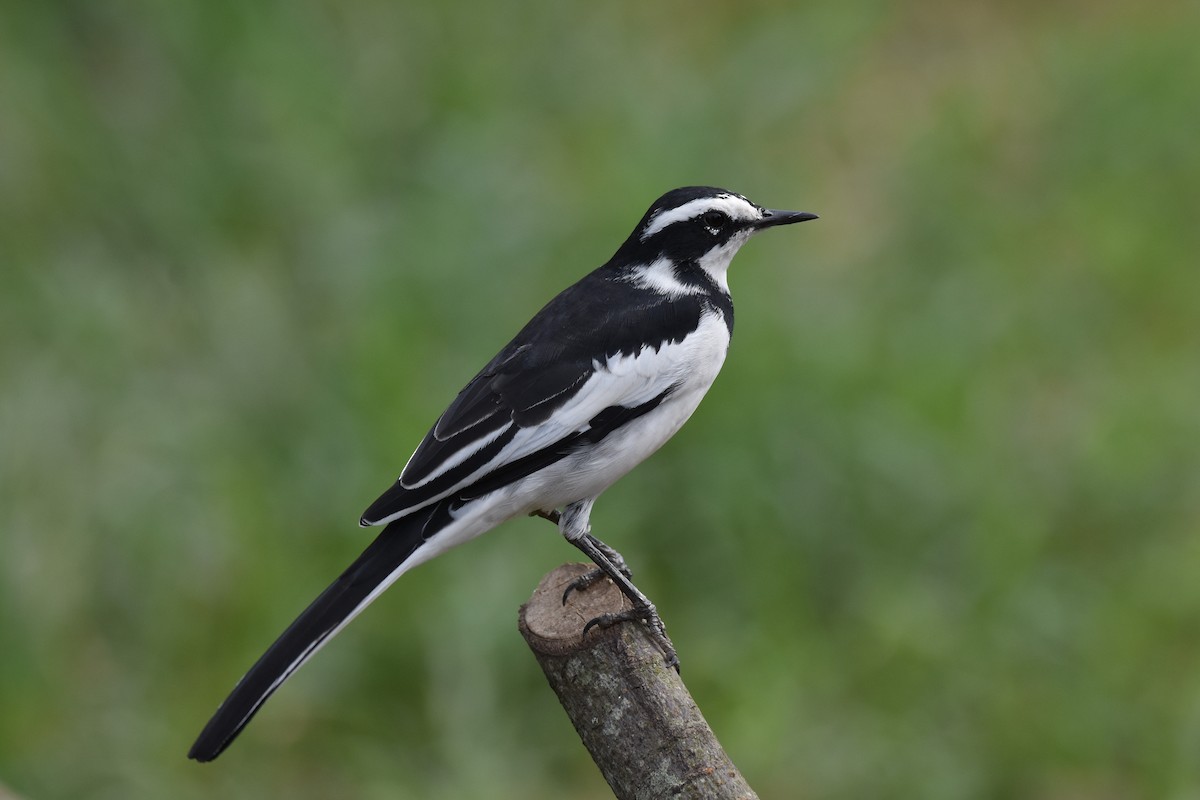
[361,273,712,525]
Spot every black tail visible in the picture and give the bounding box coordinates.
[188,508,440,762]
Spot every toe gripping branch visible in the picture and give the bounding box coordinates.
[529,509,679,671]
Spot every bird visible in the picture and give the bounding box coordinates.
[188,185,817,762]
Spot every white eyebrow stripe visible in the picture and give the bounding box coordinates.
[640,194,762,240]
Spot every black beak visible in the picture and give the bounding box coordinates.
[755,209,819,229]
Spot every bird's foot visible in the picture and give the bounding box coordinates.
[557,515,678,670]
[581,600,679,672]
[561,534,633,603]
[561,566,610,603]
[554,499,678,669]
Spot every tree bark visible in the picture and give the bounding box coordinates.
[518,563,759,800]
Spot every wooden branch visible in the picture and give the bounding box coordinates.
[518,563,759,800]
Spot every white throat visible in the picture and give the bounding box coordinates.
[694,228,755,294]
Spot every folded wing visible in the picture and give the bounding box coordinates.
[361,276,709,525]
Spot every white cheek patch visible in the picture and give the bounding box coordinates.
[641,194,763,240]
[695,229,754,293]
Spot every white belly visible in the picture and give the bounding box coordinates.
[511,309,731,510]
[403,310,731,567]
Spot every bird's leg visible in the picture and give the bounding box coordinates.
[568,533,678,670]
[556,502,631,599]
[532,507,631,598]
[557,499,678,670]
[561,533,632,599]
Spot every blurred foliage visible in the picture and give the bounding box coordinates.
[2,0,1199,797]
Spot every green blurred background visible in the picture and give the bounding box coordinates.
[3,1,1199,797]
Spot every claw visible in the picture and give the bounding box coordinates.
[581,608,644,639]
[561,568,609,605]
[580,612,612,640]
[556,511,679,669]
[578,604,678,669]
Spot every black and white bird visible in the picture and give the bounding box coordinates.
[188,186,816,762]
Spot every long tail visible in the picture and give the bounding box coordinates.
[188,503,449,762]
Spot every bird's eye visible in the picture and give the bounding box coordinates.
[701,211,729,231]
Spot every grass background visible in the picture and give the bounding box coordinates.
[3,1,1199,797]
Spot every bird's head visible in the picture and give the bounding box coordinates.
[614,186,817,288]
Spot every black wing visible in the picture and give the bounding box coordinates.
[361,272,712,524]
